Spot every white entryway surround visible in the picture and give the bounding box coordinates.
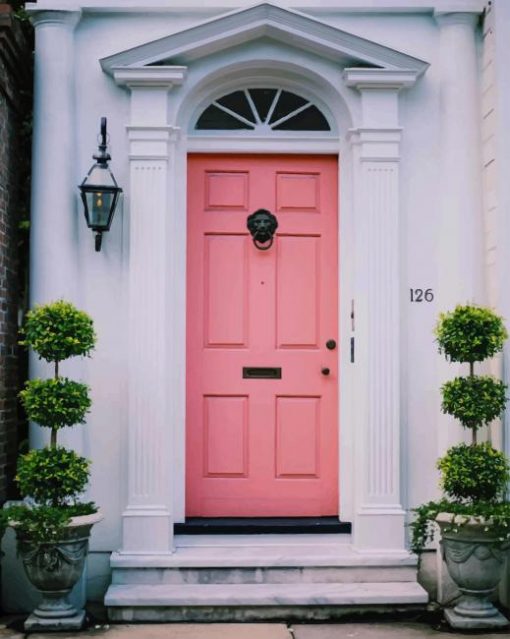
[98,2,430,556]
[24,0,487,610]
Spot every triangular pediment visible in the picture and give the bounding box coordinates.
[100,3,429,76]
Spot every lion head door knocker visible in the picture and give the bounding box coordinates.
[247,209,278,251]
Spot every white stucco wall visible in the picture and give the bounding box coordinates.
[10,0,494,606]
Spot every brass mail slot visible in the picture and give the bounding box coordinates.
[243,367,282,379]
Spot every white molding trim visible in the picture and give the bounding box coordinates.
[113,67,187,88]
[434,10,481,25]
[344,68,420,90]
[25,0,487,14]
[187,136,340,154]
[99,2,429,75]
[28,8,81,27]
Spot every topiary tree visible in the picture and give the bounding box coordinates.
[436,305,508,447]
[411,305,510,554]
[2,301,101,630]
[17,300,96,509]
[19,300,95,448]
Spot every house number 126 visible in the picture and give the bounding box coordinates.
[410,288,434,302]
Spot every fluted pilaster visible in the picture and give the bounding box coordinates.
[345,68,421,550]
[114,68,185,554]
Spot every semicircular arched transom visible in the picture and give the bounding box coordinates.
[195,88,331,132]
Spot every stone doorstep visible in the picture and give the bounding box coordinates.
[105,581,429,607]
[111,565,418,585]
[110,539,418,569]
[105,538,427,620]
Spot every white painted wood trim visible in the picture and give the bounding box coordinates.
[348,90,411,551]
[186,137,340,154]
[26,0,487,14]
[120,84,179,554]
[98,3,429,74]
[101,14,428,555]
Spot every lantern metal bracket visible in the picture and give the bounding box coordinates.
[79,116,122,253]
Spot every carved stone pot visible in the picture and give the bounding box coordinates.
[13,512,103,631]
[437,513,509,630]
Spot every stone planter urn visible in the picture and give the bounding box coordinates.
[12,512,103,631]
[437,513,509,630]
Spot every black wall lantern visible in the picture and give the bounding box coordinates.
[79,117,122,251]
[247,209,278,250]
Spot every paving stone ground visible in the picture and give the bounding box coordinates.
[1,617,510,639]
[292,622,508,639]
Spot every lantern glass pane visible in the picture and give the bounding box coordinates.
[85,191,114,229]
[86,165,118,187]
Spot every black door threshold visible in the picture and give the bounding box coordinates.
[174,517,351,535]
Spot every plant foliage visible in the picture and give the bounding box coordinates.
[5,502,97,547]
[441,376,507,430]
[6,505,72,544]
[411,305,510,555]
[410,499,510,555]
[20,300,96,363]
[435,305,507,363]
[19,378,91,430]
[437,443,510,503]
[3,300,99,546]
[16,447,90,507]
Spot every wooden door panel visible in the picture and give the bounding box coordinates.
[276,236,320,348]
[204,235,249,348]
[187,154,339,517]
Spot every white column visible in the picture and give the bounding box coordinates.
[113,67,185,554]
[27,9,81,450]
[434,12,485,313]
[345,70,420,551]
[29,10,81,305]
[434,10,485,603]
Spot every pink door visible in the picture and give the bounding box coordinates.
[186,155,339,517]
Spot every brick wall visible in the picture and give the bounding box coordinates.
[0,5,31,503]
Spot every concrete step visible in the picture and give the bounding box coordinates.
[111,565,418,585]
[106,536,428,621]
[110,538,418,585]
[105,582,429,622]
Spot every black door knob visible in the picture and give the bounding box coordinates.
[321,367,330,376]
[326,339,336,350]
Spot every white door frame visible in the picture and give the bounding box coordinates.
[105,6,427,555]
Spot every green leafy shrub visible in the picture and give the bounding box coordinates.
[21,300,96,363]
[410,499,510,555]
[441,376,507,430]
[19,301,96,449]
[5,501,98,547]
[16,447,90,507]
[411,305,510,555]
[437,443,510,502]
[6,300,100,545]
[19,378,91,430]
[435,305,507,363]
[7,505,72,544]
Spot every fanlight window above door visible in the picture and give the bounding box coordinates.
[195,88,331,132]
